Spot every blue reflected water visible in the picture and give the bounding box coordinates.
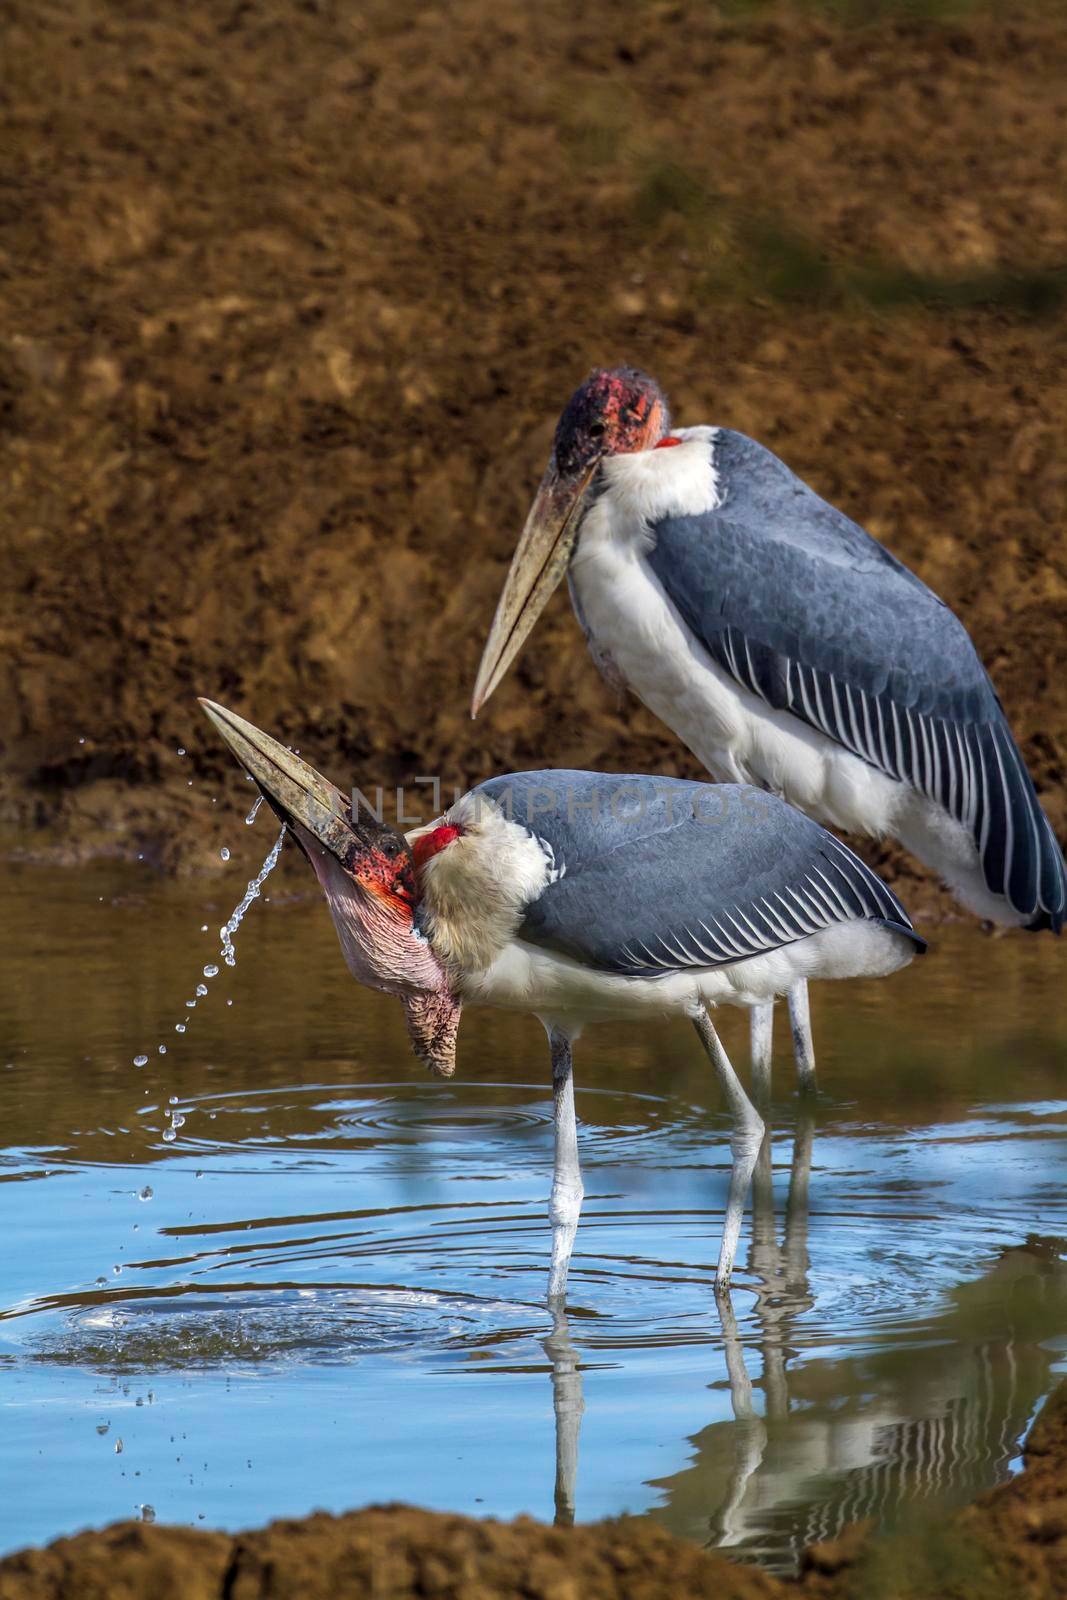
[1,848,1066,1566]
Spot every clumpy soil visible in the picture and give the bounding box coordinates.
[0,0,1065,913]
[5,1376,1067,1599]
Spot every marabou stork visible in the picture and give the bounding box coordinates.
[471,367,1066,1093]
[200,698,924,1297]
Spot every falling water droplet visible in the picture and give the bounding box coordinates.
[218,829,284,968]
[115,1439,124,1455]
[168,1095,178,1105]
[133,1054,148,1068]
[162,1128,176,1143]
[141,1504,156,1524]
[112,1264,122,1275]
[226,999,233,1007]
[220,846,231,861]
[158,1045,167,1055]
[171,1113,186,1130]
[203,964,219,979]
[245,795,263,826]
[95,1276,107,1287]
[200,924,209,932]
[139,1186,153,1201]
[185,999,196,1009]
[78,736,86,745]
[196,983,208,997]
[177,747,186,757]
[175,1023,186,1034]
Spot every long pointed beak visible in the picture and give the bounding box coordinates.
[198,698,358,862]
[470,455,599,718]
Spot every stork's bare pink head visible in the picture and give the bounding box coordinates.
[199,699,462,1078]
[470,366,671,718]
[553,367,670,477]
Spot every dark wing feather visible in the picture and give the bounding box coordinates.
[475,772,924,976]
[645,430,1065,930]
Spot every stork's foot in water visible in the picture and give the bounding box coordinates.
[547,1027,583,1304]
[693,1008,765,1291]
[787,980,817,1095]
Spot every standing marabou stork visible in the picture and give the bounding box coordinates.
[471,367,1066,1092]
[200,698,924,1297]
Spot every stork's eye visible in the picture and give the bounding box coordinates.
[588,421,606,439]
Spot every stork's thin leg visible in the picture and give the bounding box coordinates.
[547,1028,583,1304]
[750,1004,774,1107]
[543,1304,584,1527]
[693,1009,765,1292]
[787,979,817,1095]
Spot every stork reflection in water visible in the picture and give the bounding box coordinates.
[541,1114,1067,1566]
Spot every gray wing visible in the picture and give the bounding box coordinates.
[475,772,924,976]
[645,429,1065,931]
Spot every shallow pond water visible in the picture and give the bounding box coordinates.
[2,837,1066,1569]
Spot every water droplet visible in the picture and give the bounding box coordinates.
[171,1113,186,1130]
[245,795,263,826]
[168,1095,178,1105]
[78,736,86,745]
[115,1439,124,1455]
[95,1276,107,1287]
[200,924,209,933]
[139,1186,153,1201]
[175,1023,186,1034]
[133,1054,148,1068]
[141,1504,156,1524]
[177,747,186,756]
[217,829,284,969]
[158,1044,167,1055]
[162,1128,176,1143]
[196,983,208,997]
[220,846,231,861]
[195,1170,203,1179]
[203,963,219,978]
[185,999,196,1008]
[226,998,233,1007]
[209,1112,217,1120]
[96,1423,109,1435]
[112,1264,122,1275]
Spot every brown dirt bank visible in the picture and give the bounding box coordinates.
[0,0,1064,913]
[4,1376,1067,1600]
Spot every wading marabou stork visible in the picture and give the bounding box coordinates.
[200,698,924,1297]
[471,368,1066,1091]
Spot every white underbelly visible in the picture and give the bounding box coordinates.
[569,542,1021,926]
[461,920,916,1033]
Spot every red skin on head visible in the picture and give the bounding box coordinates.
[412,824,462,872]
[553,367,670,477]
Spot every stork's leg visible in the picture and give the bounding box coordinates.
[750,1004,774,1106]
[547,1028,583,1304]
[693,1009,765,1292]
[543,1304,584,1526]
[787,980,817,1095]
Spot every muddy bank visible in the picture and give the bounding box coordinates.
[3,1376,1067,1599]
[1,0,1065,908]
